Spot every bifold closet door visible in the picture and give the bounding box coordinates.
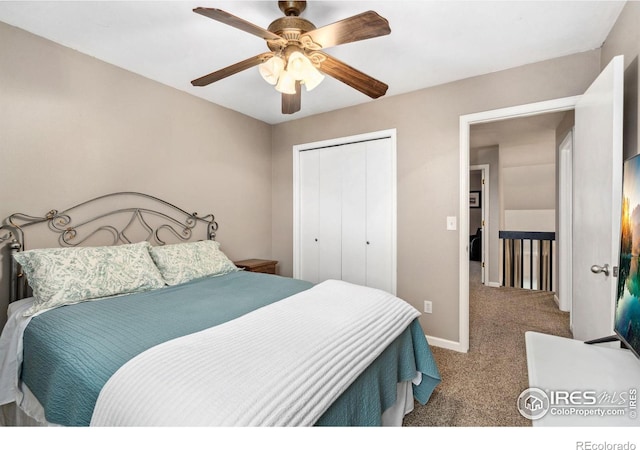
[298,147,343,283]
[341,142,367,286]
[365,138,394,293]
[299,149,319,283]
[317,147,343,282]
[298,137,393,292]
[339,139,393,292]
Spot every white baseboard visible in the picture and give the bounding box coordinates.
[425,335,468,353]
[486,281,501,288]
[553,294,560,307]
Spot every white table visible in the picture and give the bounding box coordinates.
[525,331,640,426]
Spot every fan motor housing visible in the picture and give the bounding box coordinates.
[268,16,316,43]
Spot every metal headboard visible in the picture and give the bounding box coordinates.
[0,192,219,303]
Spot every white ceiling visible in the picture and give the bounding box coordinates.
[0,1,626,124]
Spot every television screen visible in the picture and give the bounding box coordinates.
[615,153,640,358]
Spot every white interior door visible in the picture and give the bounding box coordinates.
[342,142,367,286]
[572,55,624,341]
[299,150,320,283]
[366,138,395,293]
[340,138,395,292]
[318,147,343,282]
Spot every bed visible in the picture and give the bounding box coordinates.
[0,192,440,426]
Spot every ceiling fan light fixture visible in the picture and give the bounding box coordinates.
[302,65,324,91]
[275,69,297,94]
[286,51,310,80]
[191,3,391,113]
[259,56,285,85]
[285,50,324,91]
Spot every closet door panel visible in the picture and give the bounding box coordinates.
[365,138,394,293]
[299,150,320,283]
[341,143,367,286]
[318,147,343,282]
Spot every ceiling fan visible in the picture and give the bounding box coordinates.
[190,1,391,114]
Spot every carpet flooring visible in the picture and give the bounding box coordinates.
[403,261,572,426]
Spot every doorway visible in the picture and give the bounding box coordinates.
[457,96,580,353]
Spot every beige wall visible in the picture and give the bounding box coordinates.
[0,22,273,327]
[272,50,601,343]
[499,130,556,228]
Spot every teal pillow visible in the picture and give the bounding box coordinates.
[14,241,165,316]
[149,240,237,286]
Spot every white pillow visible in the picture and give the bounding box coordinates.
[149,240,237,286]
[14,241,165,316]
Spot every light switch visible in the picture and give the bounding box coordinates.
[446,216,457,231]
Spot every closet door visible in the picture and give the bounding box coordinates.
[317,147,343,281]
[296,133,395,292]
[341,142,367,286]
[365,138,394,292]
[299,147,343,283]
[298,149,320,283]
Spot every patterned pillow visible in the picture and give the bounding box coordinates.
[14,241,165,316]
[149,240,237,286]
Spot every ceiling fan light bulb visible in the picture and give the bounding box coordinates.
[275,70,297,94]
[259,56,285,85]
[303,66,324,91]
[286,51,311,80]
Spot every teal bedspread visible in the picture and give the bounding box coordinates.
[21,272,440,426]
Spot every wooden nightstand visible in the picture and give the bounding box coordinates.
[234,259,278,274]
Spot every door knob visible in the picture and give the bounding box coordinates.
[590,264,610,276]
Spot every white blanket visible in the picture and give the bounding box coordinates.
[90,280,420,426]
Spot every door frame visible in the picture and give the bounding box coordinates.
[469,164,490,285]
[458,96,580,353]
[292,128,398,293]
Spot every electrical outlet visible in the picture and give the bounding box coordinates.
[423,300,432,314]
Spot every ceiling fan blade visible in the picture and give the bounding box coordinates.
[300,11,390,50]
[316,53,388,99]
[191,52,273,87]
[282,81,302,114]
[193,7,287,46]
